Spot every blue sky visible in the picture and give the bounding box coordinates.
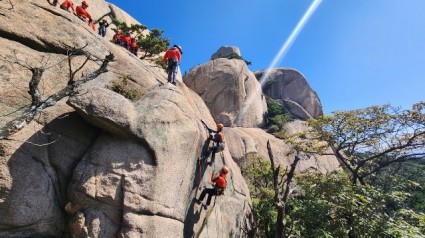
[107,0,425,114]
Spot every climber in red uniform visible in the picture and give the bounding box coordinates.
[196,166,228,210]
[120,33,132,50]
[163,45,182,85]
[59,0,75,14]
[112,29,122,44]
[129,38,139,56]
[75,1,92,21]
[201,120,225,166]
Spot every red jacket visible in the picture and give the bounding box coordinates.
[76,6,92,20]
[120,35,131,45]
[130,40,138,50]
[211,173,227,188]
[88,21,95,31]
[113,33,121,42]
[163,47,181,63]
[60,0,75,12]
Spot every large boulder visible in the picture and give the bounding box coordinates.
[66,84,253,238]
[67,87,137,139]
[225,121,340,174]
[184,58,267,128]
[211,46,241,60]
[254,68,323,120]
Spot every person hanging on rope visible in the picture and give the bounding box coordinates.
[196,166,229,210]
[201,119,225,166]
[163,44,183,86]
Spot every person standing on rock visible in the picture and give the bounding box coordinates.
[163,45,183,85]
[75,1,92,22]
[201,120,225,166]
[196,166,228,210]
[98,19,110,37]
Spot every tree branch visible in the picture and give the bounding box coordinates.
[0,52,114,140]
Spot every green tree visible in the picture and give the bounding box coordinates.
[243,153,278,238]
[305,102,425,185]
[137,29,170,59]
[370,160,425,213]
[287,172,425,238]
[111,18,147,38]
[242,141,301,238]
[267,98,284,118]
[266,97,292,132]
[112,18,148,38]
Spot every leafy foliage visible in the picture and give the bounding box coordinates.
[111,19,170,60]
[137,29,170,59]
[108,75,142,101]
[267,98,284,118]
[111,18,147,38]
[266,97,292,132]
[271,114,292,131]
[242,153,278,238]
[287,172,425,238]
[305,102,425,185]
[370,160,425,213]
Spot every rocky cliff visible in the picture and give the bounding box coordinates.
[0,1,339,237]
[254,68,323,120]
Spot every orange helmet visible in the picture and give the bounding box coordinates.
[82,1,89,7]
[217,123,224,131]
[220,166,229,174]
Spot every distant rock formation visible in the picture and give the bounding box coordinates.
[184,56,267,128]
[225,121,340,174]
[254,68,323,120]
[211,46,241,60]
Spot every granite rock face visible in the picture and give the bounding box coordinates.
[225,120,340,174]
[184,58,267,128]
[254,68,323,120]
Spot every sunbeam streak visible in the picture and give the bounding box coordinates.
[235,0,323,125]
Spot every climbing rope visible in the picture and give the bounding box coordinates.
[197,118,211,190]
[195,197,217,238]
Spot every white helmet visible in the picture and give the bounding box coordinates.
[173,45,183,54]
